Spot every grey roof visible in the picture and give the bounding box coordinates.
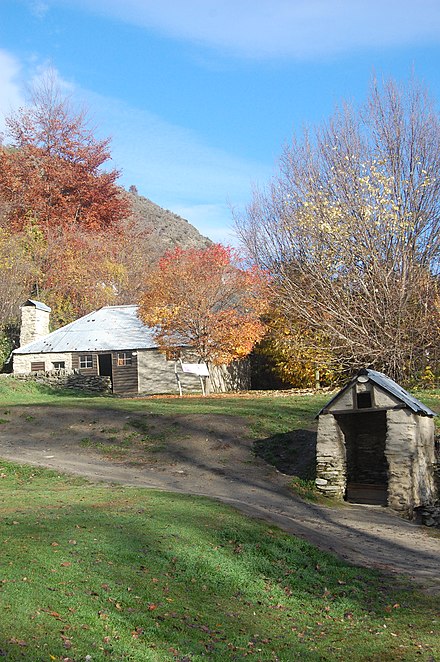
[14,305,158,354]
[22,299,51,312]
[318,368,437,417]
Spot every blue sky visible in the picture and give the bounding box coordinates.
[1,0,440,243]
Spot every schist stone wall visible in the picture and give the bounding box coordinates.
[12,372,112,393]
[315,414,347,498]
[19,303,50,347]
[385,409,436,514]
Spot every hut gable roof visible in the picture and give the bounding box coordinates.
[13,305,158,354]
[318,368,437,417]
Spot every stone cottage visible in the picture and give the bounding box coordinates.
[13,300,248,396]
[315,368,437,517]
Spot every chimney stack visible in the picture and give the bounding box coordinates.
[19,300,51,347]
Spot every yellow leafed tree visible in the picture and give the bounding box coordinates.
[235,77,440,384]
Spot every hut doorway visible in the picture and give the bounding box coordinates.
[335,411,388,505]
[98,354,113,382]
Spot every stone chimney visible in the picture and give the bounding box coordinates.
[19,300,51,347]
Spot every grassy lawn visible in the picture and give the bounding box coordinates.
[0,378,439,660]
[1,376,438,438]
[0,460,438,662]
[0,377,330,439]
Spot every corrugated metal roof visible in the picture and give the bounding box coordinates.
[13,305,158,354]
[22,299,51,312]
[365,369,437,416]
[318,368,437,417]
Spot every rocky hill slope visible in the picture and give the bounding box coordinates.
[126,189,211,258]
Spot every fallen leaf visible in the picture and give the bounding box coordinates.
[8,639,28,646]
[49,611,62,620]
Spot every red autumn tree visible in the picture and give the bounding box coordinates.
[138,244,271,366]
[0,71,133,327]
[0,71,129,235]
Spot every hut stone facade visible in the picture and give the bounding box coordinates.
[316,369,437,518]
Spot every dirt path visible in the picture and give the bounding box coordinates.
[0,405,439,593]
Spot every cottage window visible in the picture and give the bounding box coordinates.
[79,355,93,369]
[52,361,65,370]
[117,352,132,366]
[357,391,372,409]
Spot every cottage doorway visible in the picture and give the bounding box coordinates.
[98,354,113,384]
[335,411,388,505]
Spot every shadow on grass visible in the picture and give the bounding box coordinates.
[253,429,317,479]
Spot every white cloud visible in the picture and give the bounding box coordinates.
[0,50,24,133]
[54,0,440,59]
[84,91,269,240]
[0,56,84,137]
[29,1,50,18]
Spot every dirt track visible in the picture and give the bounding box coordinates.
[0,405,439,594]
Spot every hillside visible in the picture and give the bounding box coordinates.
[126,189,212,257]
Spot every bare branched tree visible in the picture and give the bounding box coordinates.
[235,78,440,383]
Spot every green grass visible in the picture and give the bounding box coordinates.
[0,379,438,658]
[0,376,328,439]
[0,461,438,662]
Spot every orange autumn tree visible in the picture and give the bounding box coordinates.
[138,244,271,366]
[37,228,128,326]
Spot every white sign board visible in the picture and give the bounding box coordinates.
[181,362,210,377]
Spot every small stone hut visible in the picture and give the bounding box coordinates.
[315,368,437,517]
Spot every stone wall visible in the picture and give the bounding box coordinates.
[137,349,201,395]
[315,414,346,497]
[12,371,111,394]
[416,438,439,527]
[385,409,437,516]
[137,349,250,395]
[19,305,50,347]
[208,360,250,394]
[13,352,73,374]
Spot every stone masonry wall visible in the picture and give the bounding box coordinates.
[13,352,73,374]
[315,414,346,498]
[12,372,111,394]
[385,409,437,516]
[19,306,50,347]
[414,415,437,504]
[137,349,201,395]
[208,360,250,393]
